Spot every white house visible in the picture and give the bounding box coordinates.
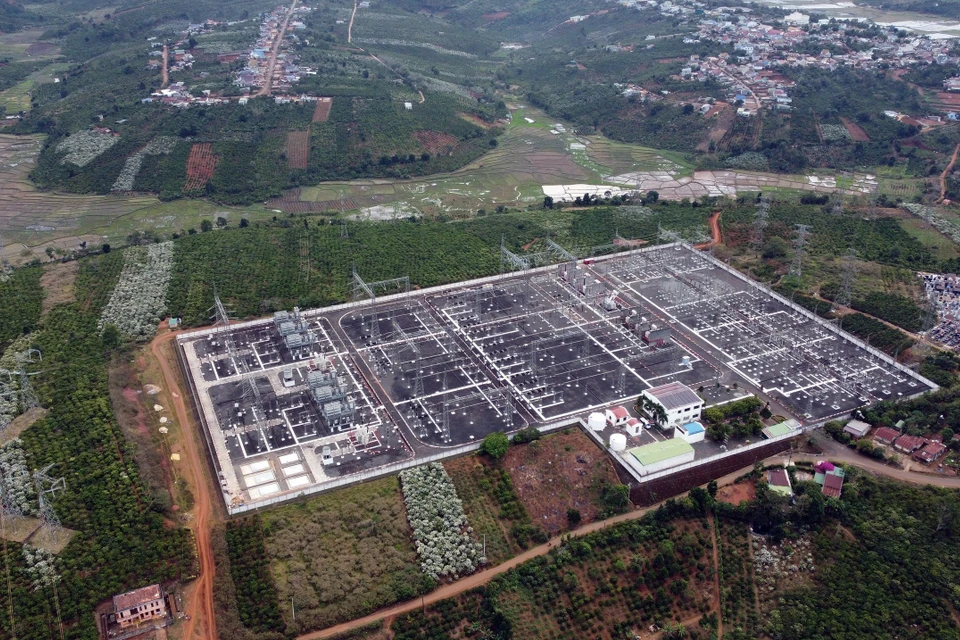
[625,417,644,437]
[605,405,630,427]
[641,381,703,428]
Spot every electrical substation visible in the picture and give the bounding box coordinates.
[176,243,937,512]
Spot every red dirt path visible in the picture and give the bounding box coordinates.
[151,331,217,640]
[937,141,960,204]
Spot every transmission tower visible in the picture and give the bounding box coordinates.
[0,349,42,415]
[752,193,770,249]
[657,223,683,244]
[835,248,858,308]
[210,289,265,437]
[790,224,811,277]
[340,220,348,239]
[32,465,65,553]
[441,399,451,443]
[830,192,844,216]
[413,362,424,398]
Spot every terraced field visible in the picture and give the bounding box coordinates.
[0,135,157,253]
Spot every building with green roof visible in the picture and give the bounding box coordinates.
[627,438,695,476]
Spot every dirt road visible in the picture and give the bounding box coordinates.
[161,44,169,88]
[776,437,960,489]
[348,0,357,43]
[937,142,960,204]
[259,0,298,97]
[695,210,722,250]
[150,331,217,640]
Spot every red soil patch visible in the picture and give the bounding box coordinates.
[503,429,622,534]
[183,143,218,192]
[285,130,310,169]
[413,130,458,155]
[935,92,960,108]
[715,480,756,506]
[458,112,494,128]
[312,97,333,123]
[840,117,870,142]
[482,11,510,21]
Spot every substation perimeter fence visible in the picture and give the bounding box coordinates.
[697,243,940,396]
[225,417,580,516]
[172,241,676,344]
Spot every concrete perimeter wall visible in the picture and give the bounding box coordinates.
[627,437,795,506]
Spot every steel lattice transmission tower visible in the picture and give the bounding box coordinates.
[752,194,770,249]
[32,465,65,553]
[0,349,42,421]
[835,248,858,308]
[790,224,812,277]
[210,289,265,437]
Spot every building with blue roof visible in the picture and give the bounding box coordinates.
[677,421,705,443]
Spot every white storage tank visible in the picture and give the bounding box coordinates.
[587,412,606,431]
[609,433,627,452]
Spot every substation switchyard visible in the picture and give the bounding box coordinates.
[176,243,938,512]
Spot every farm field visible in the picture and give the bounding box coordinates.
[0,134,158,256]
[383,515,718,640]
[503,429,622,534]
[255,476,429,635]
[444,454,525,565]
[0,61,70,113]
[184,143,219,192]
[286,130,310,170]
[312,97,333,122]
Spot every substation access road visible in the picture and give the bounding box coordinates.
[151,330,218,640]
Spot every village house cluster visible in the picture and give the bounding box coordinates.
[143,5,317,109]
[920,272,960,349]
[606,0,960,122]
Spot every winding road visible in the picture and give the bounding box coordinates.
[937,142,960,204]
[150,330,217,640]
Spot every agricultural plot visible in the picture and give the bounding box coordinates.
[0,134,160,252]
[183,143,219,192]
[285,130,310,170]
[259,476,428,634]
[413,130,458,155]
[717,518,759,636]
[312,97,333,123]
[387,516,717,640]
[443,454,525,564]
